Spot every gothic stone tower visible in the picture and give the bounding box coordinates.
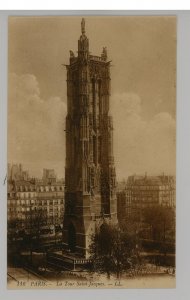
[63,19,117,258]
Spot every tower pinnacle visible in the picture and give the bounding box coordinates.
[81,18,85,35]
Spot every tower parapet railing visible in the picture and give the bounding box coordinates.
[89,55,105,62]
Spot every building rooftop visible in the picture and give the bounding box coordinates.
[127,175,175,186]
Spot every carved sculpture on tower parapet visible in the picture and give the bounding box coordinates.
[70,50,75,58]
[101,47,107,61]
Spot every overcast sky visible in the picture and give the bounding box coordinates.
[8,16,176,179]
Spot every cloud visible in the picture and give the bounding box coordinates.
[110,93,176,179]
[111,93,142,116]
[8,73,67,177]
[8,76,176,180]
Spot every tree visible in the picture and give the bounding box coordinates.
[142,206,175,257]
[23,208,47,263]
[142,206,175,241]
[89,222,141,279]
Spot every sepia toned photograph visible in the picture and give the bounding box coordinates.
[7,15,176,289]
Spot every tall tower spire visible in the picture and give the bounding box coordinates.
[78,18,89,60]
[81,18,85,35]
[63,19,117,258]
